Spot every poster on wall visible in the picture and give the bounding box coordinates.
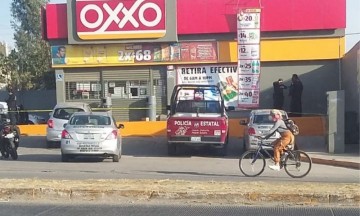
[51,41,218,67]
[238,89,260,107]
[237,8,261,108]
[176,65,238,107]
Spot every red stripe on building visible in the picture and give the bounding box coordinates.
[45,0,346,39]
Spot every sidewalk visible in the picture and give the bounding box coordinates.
[298,142,360,170]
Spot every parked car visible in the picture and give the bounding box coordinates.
[60,112,124,162]
[240,109,288,151]
[46,102,92,148]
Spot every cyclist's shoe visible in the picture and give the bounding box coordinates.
[269,164,280,171]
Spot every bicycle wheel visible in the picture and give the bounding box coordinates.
[239,150,266,177]
[284,150,312,178]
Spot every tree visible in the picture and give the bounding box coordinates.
[10,0,53,90]
[0,50,19,86]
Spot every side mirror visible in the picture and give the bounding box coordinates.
[239,119,248,125]
[63,123,67,128]
[226,106,235,111]
[118,124,124,129]
[166,105,171,111]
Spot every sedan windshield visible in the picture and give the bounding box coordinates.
[69,115,111,126]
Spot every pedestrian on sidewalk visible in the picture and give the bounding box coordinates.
[289,74,303,117]
[272,78,287,110]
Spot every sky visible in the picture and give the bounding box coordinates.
[0,0,359,52]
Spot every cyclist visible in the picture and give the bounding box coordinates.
[262,109,294,171]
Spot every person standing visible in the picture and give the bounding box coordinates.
[289,74,303,117]
[272,78,287,110]
[5,86,17,125]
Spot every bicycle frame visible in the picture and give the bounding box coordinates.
[251,140,274,164]
[251,139,294,165]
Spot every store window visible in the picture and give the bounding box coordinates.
[104,80,149,99]
[65,81,101,100]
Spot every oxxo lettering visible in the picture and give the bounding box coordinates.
[79,0,163,32]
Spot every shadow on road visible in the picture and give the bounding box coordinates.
[13,154,112,163]
[17,136,245,160]
[122,137,244,159]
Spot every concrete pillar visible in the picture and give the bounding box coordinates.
[55,69,65,103]
[166,65,176,108]
[148,95,156,121]
[326,90,345,153]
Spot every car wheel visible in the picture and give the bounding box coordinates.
[217,135,229,157]
[242,138,247,152]
[167,143,177,156]
[46,141,53,148]
[61,154,69,162]
[113,154,120,162]
[217,144,228,157]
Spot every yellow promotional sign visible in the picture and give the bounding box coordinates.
[51,42,218,68]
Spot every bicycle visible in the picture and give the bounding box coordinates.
[239,136,312,178]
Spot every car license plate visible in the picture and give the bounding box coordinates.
[190,137,201,142]
[84,134,94,140]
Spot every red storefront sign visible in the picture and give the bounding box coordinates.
[75,0,166,40]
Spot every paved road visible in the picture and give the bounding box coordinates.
[0,202,358,216]
[0,136,358,183]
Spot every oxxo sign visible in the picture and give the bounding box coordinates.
[76,0,166,40]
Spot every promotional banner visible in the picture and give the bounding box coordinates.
[51,41,217,67]
[237,8,261,108]
[176,65,238,107]
[75,0,166,40]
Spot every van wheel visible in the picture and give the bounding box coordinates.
[167,143,177,156]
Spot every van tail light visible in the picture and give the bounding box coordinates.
[61,130,72,139]
[248,127,256,135]
[47,119,54,128]
[106,130,117,140]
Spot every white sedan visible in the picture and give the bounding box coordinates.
[60,112,124,162]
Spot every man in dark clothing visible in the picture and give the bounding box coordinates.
[19,104,29,124]
[272,78,287,110]
[5,87,17,125]
[289,74,303,117]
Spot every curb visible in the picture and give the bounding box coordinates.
[311,157,360,170]
[0,179,359,206]
[0,188,359,206]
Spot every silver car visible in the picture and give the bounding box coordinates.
[241,109,288,151]
[60,112,124,162]
[46,102,92,148]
